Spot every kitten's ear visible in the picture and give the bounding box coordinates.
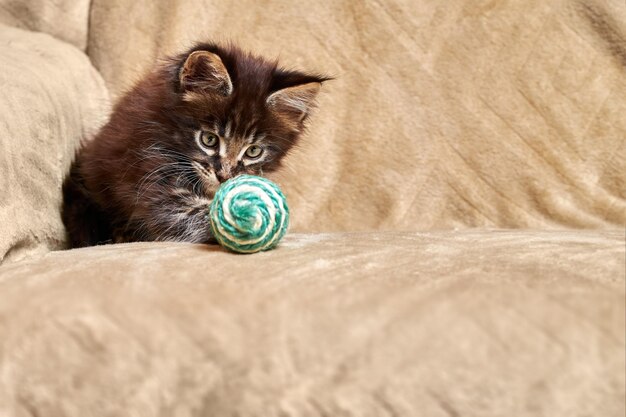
[266,82,321,124]
[179,51,233,96]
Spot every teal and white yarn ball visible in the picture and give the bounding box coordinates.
[208,175,289,253]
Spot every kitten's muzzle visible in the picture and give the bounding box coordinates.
[216,170,235,183]
[215,161,239,183]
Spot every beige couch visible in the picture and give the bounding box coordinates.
[0,1,624,415]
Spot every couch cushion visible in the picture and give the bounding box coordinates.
[0,0,90,50]
[0,230,623,416]
[0,24,110,263]
[87,0,626,231]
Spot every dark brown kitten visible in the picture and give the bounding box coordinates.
[62,42,329,247]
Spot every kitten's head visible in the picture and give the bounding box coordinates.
[157,42,330,195]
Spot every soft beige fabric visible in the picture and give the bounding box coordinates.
[0,24,110,263]
[0,0,90,50]
[0,6,624,416]
[87,0,626,232]
[0,230,623,416]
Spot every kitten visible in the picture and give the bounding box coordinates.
[62,42,329,248]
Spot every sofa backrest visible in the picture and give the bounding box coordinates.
[1,0,624,238]
[0,0,90,50]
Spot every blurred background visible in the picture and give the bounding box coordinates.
[1,0,624,234]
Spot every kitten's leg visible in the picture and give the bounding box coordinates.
[124,189,215,243]
[61,162,114,248]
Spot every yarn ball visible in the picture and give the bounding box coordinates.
[208,175,289,253]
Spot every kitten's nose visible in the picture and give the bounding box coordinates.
[216,160,242,183]
[216,169,240,183]
[215,171,230,183]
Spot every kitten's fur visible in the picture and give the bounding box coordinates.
[62,42,328,247]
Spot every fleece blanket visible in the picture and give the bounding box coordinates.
[0,24,109,262]
[0,0,624,248]
[0,5,623,416]
[85,0,626,231]
[0,230,624,416]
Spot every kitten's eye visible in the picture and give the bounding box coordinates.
[200,131,218,148]
[245,145,263,159]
